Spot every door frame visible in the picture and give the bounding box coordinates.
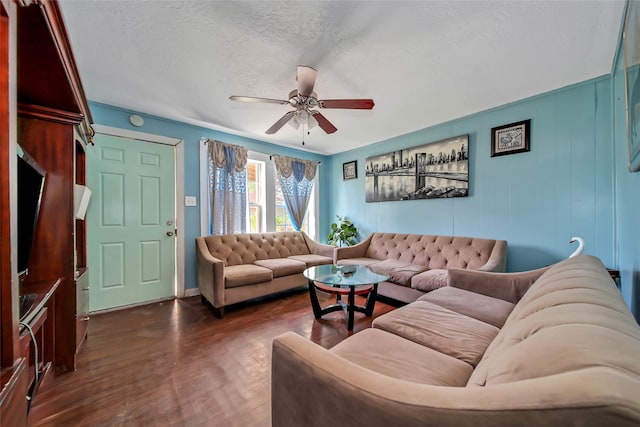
[92,125,186,298]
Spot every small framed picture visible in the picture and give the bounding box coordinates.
[343,160,357,180]
[491,119,530,157]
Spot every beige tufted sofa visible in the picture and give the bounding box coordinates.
[196,231,335,317]
[335,232,507,303]
[272,255,640,426]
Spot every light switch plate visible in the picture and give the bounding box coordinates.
[185,196,197,207]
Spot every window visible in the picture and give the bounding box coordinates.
[274,178,314,234]
[247,159,265,233]
[200,146,318,239]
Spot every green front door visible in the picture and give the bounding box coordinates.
[87,134,176,311]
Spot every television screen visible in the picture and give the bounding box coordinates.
[17,145,46,276]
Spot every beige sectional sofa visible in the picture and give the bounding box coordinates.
[272,255,640,426]
[335,232,507,303]
[196,231,335,317]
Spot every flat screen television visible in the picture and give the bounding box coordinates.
[17,144,46,277]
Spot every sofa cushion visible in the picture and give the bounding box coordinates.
[336,257,378,267]
[288,254,333,267]
[373,300,499,366]
[331,328,473,386]
[469,255,640,386]
[417,286,515,328]
[377,281,426,304]
[224,264,273,288]
[254,258,307,278]
[507,259,625,323]
[469,304,640,387]
[410,268,448,291]
[367,259,427,286]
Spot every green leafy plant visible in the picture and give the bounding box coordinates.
[327,215,358,247]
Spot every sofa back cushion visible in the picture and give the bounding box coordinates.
[364,233,498,269]
[202,232,310,266]
[468,255,640,387]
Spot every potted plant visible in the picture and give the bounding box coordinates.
[327,215,358,247]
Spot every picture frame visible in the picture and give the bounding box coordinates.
[623,0,640,172]
[343,160,357,180]
[365,134,468,202]
[491,119,530,157]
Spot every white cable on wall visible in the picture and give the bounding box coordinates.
[19,321,39,400]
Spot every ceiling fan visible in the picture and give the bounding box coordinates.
[229,65,374,135]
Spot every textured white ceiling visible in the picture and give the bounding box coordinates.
[59,1,625,155]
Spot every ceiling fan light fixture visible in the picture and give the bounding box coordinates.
[288,109,318,130]
[288,116,300,129]
[308,114,318,129]
[230,66,373,136]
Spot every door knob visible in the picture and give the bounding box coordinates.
[166,231,174,236]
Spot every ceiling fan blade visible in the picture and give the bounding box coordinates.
[319,99,375,109]
[265,111,295,134]
[310,111,337,134]
[230,96,290,106]
[297,66,317,97]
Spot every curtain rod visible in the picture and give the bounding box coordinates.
[270,155,322,165]
[200,139,321,165]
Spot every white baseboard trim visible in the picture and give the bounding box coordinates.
[183,288,201,298]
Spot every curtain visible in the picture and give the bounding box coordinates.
[207,139,248,235]
[272,155,318,231]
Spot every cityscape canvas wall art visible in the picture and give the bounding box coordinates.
[365,134,469,202]
[624,0,640,172]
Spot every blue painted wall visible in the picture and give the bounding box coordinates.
[327,78,616,274]
[612,33,640,318]
[90,67,639,318]
[89,102,329,291]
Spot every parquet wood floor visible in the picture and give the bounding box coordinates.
[30,287,397,427]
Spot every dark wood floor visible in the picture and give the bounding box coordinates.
[30,287,397,426]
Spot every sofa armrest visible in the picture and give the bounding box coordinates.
[477,240,508,272]
[447,266,550,304]
[273,331,469,427]
[335,233,373,261]
[302,232,336,259]
[195,237,226,307]
[272,332,623,427]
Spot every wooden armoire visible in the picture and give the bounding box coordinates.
[0,0,93,424]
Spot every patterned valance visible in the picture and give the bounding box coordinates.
[207,139,248,172]
[272,155,318,182]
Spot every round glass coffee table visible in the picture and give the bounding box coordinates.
[303,264,389,331]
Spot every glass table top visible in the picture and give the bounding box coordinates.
[303,264,389,287]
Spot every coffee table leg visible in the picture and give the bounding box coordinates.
[364,282,378,316]
[307,280,322,319]
[347,286,355,331]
